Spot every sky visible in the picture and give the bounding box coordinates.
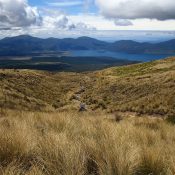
[0,0,175,40]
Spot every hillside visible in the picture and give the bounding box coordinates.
[83,57,175,115]
[0,35,175,56]
[0,57,175,175]
[0,57,175,116]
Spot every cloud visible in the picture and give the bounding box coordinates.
[0,0,95,31]
[42,12,96,30]
[42,15,69,29]
[114,19,133,26]
[0,0,41,27]
[0,27,11,30]
[69,22,96,30]
[95,0,175,20]
[47,1,83,7]
[39,6,96,30]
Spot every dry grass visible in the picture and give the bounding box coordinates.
[0,70,84,111]
[0,57,175,116]
[0,110,175,175]
[0,57,175,175]
[82,57,175,115]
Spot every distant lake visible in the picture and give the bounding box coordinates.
[71,50,174,62]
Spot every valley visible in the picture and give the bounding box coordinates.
[1,57,174,115]
[1,35,175,72]
[0,55,138,72]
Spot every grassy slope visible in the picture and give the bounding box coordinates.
[0,57,175,115]
[0,70,85,111]
[0,58,175,175]
[0,111,175,175]
[83,57,175,115]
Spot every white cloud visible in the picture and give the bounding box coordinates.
[69,14,108,30]
[114,19,133,26]
[95,0,175,20]
[69,13,175,30]
[41,11,96,30]
[0,0,41,27]
[42,15,69,29]
[0,0,175,36]
[69,22,96,30]
[0,0,96,31]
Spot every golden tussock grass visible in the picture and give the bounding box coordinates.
[0,111,175,175]
[0,57,175,175]
[1,57,175,116]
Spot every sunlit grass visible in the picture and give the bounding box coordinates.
[0,111,175,175]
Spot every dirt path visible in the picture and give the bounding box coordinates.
[72,80,89,111]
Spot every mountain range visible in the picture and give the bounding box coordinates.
[0,35,175,56]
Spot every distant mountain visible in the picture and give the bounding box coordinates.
[0,35,108,56]
[0,35,175,56]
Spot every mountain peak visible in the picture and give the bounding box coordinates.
[77,36,97,40]
[1,35,36,42]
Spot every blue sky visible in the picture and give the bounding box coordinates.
[28,0,97,15]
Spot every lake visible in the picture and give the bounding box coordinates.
[71,50,174,62]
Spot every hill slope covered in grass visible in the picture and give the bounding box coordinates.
[0,57,175,175]
[83,57,175,115]
[0,57,175,116]
[0,111,175,175]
